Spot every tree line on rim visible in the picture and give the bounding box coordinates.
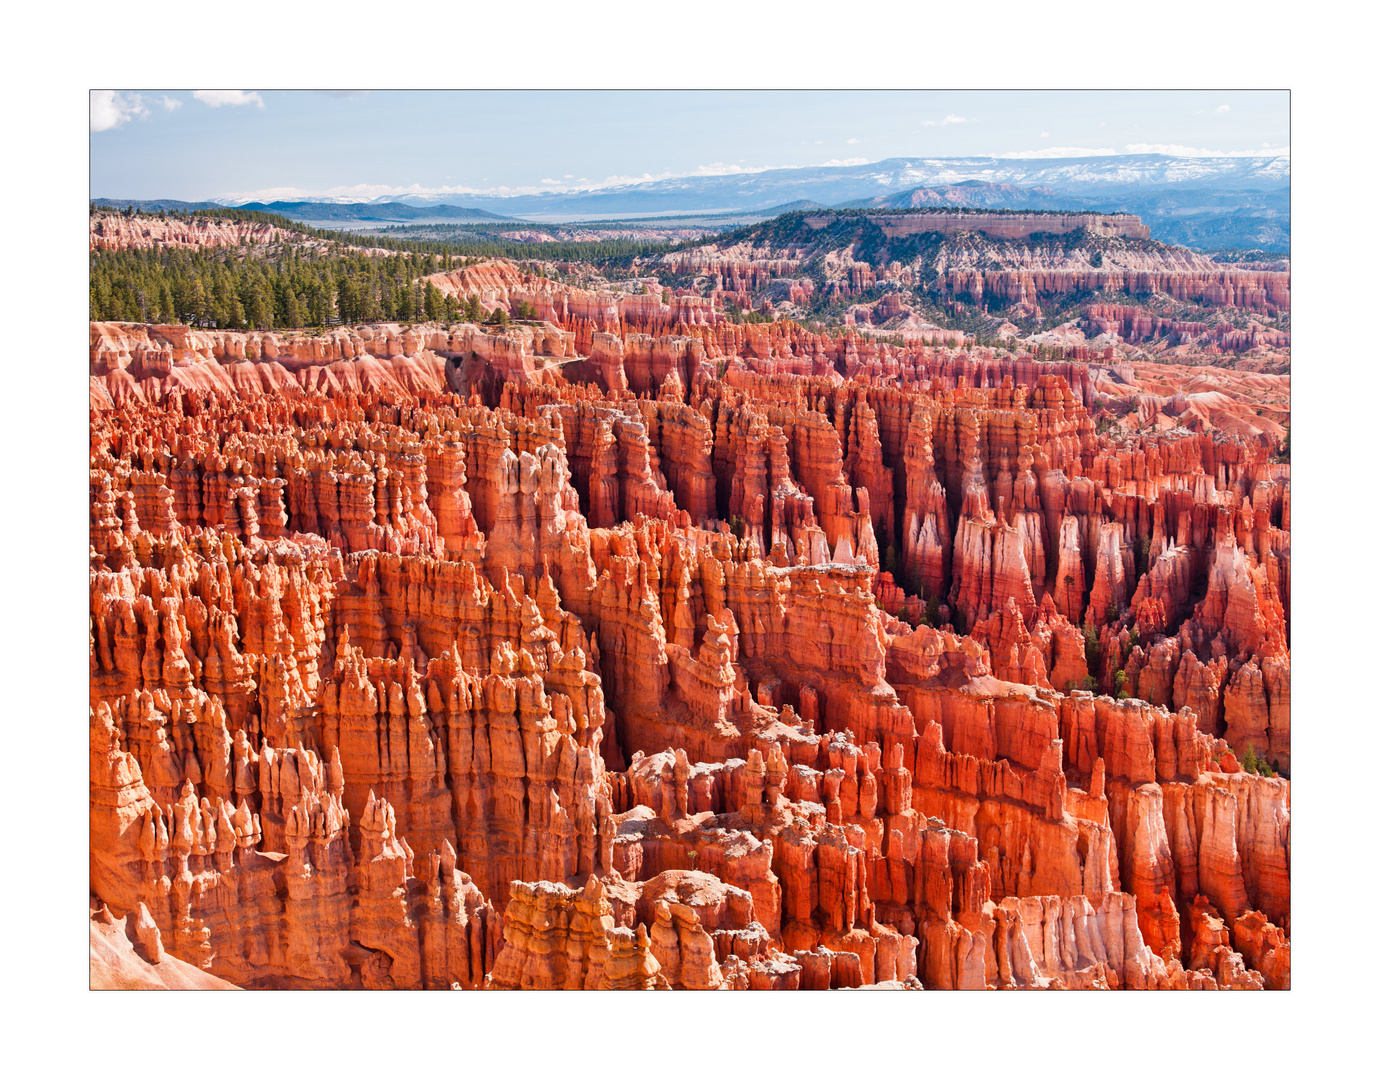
[89,244,545,330]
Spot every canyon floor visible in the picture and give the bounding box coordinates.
[89,232,1289,990]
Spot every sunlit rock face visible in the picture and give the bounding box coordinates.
[87,256,1288,990]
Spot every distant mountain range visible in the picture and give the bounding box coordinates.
[92,198,226,213]
[374,154,1289,214]
[236,201,512,222]
[91,198,511,223]
[94,154,1290,251]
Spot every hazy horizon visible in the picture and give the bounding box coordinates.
[90,90,1289,203]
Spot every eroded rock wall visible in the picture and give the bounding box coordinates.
[89,265,1288,990]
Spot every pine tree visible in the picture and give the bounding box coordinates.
[1083,616,1102,676]
[424,281,443,321]
[337,275,359,324]
[177,275,206,326]
[206,271,228,327]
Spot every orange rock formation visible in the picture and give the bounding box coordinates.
[90,213,297,251]
[89,259,1288,990]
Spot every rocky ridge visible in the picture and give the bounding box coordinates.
[91,214,297,252]
[89,211,392,256]
[654,219,1290,365]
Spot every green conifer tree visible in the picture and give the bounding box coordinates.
[424,281,444,321]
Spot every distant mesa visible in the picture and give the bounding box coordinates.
[800,209,1152,242]
[837,180,1069,212]
[753,200,829,215]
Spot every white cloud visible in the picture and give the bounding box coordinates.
[820,157,868,167]
[1124,143,1290,157]
[847,137,859,144]
[692,162,778,176]
[160,96,181,112]
[921,115,967,127]
[1215,104,1231,113]
[590,172,677,187]
[90,90,148,132]
[1040,131,1050,138]
[998,146,1118,158]
[572,162,785,188]
[193,90,265,109]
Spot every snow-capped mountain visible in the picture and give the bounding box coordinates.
[378,155,1289,216]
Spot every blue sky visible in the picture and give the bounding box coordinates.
[90,89,1289,202]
